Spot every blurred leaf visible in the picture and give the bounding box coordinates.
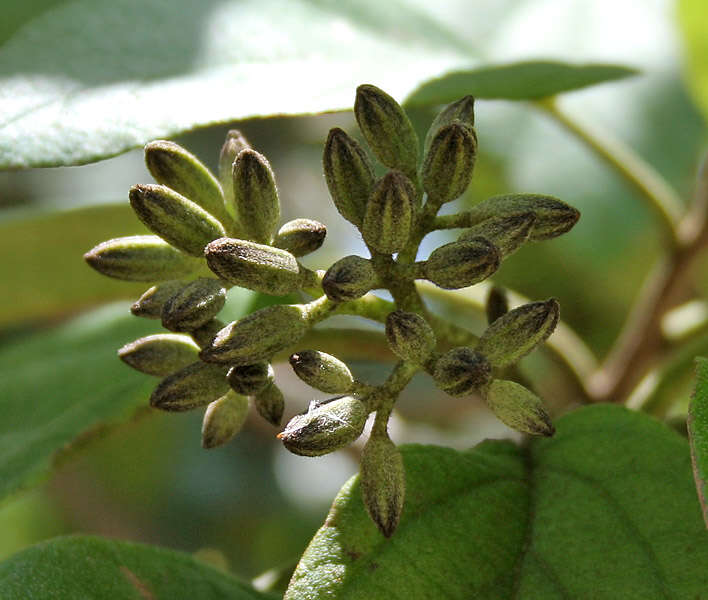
[689,357,708,528]
[0,0,67,46]
[286,405,708,599]
[0,535,277,599]
[678,0,708,122]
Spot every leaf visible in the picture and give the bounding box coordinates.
[678,0,708,122]
[689,357,708,528]
[0,535,277,599]
[0,0,636,169]
[286,405,708,599]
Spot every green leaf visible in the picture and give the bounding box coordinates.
[286,405,708,599]
[678,0,708,122]
[689,356,708,528]
[0,0,637,169]
[0,535,277,599]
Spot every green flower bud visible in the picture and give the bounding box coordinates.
[323,128,375,227]
[190,319,225,349]
[131,280,186,319]
[469,194,580,241]
[150,361,229,412]
[486,286,509,325]
[424,96,475,153]
[476,299,559,368]
[385,310,436,365]
[322,255,378,302]
[362,171,415,254]
[360,434,405,538]
[423,237,500,289]
[232,149,280,244]
[433,347,491,396]
[422,122,477,205]
[118,334,200,376]
[144,140,229,226]
[218,130,251,211]
[273,218,327,257]
[84,235,201,282]
[129,184,226,257]
[254,382,285,426]
[199,304,308,365]
[354,84,419,179]
[227,361,274,396]
[278,395,368,457]
[289,350,354,393]
[205,237,309,295]
[458,212,535,257]
[161,277,226,332]
[483,379,555,437]
[201,390,250,449]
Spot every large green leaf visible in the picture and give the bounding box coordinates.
[0,0,635,169]
[0,535,277,599]
[286,405,708,599]
[689,357,708,528]
[678,0,708,122]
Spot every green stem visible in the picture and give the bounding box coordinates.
[371,361,420,435]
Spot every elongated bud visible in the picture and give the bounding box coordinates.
[273,218,326,257]
[144,140,229,225]
[469,194,580,241]
[482,379,555,436]
[200,304,308,365]
[202,390,249,449]
[354,84,419,179]
[150,361,229,412]
[289,350,354,393]
[131,280,186,319]
[385,310,436,364]
[459,212,535,257]
[84,235,201,281]
[129,184,226,257]
[476,299,559,368]
[322,255,378,302]
[433,347,491,396]
[422,122,477,204]
[362,171,415,254]
[323,128,375,227]
[190,318,225,349]
[486,286,509,324]
[278,395,368,456]
[227,361,274,396]
[232,149,280,244]
[360,434,405,538]
[254,382,285,426]
[218,130,251,210]
[424,96,475,153]
[423,237,500,289]
[118,334,200,376]
[161,277,226,332]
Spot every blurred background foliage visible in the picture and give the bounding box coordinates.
[2,0,708,586]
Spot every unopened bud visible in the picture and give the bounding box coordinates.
[144,140,229,226]
[360,434,405,538]
[227,361,274,396]
[190,319,225,349]
[232,149,280,244]
[218,130,251,210]
[423,237,500,289]
[118,334,200,376]
[131,280,185,319]
[129,184,226,257]
[201,390,250,449]
[362,171,415,254]
[323,128,375,227]
[354,84,419,178]
[161,277,226,332]
[289,350,354,393]
[322,255,378,302]
[476,299,559,368]
[385,310,436,364]
[150,361,229,412]
[433,347,491,396]
[424,96,475,153]
[422,122,477,204]
[84,235,201,281]
[199,304,308,365]
[486,286,509,325]
[483,379,555,436]
[254,382,285,426]
[273,219,327,257]
[459,212,535,257]
[278,395,368,456]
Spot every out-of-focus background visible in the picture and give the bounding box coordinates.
[2,0,708,584]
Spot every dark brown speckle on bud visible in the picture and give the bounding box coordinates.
[253,382,285,426]
[423,237,500,289]
[322,255,378,302]
[227,361,274,396]
[150,361,229,412]
[459,212,536,257]
[385,310,436,365]
[433,347,491,397]
[424,95,475,153]
[131,280,186,319]
[362,170,415,254]
[289,350,354,393]
[273,218,327,257]
[482,379,555,437]
[118,333,200,376]
[232,149,280,244]
[161,277,226,333]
